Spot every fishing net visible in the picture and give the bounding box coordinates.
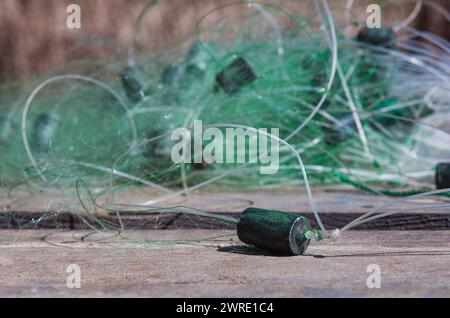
[0,0,449,248]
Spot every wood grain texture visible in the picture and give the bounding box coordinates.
[1,187,450,230]
[0,230,449,297]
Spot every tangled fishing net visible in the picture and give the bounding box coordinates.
[0,0,449,248]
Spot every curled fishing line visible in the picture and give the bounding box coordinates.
[247,1,291,83]
[42,159,175,194]
[402,26,450,54]
[120,0,344,192]
[21,74,138,183]
[424,0,450,22]
[350,203,450,227]
[286,0,338,141]
[317,4,407,160]
[304,82,450,189]
[2,0,450,254]
[212,124,329,236]
[247,0,285,56]
[425,84,450,110]
[341,39,447,80]
[191,1,298,86]
[76,179,238,246]
[127,0,159,66]
[70,119,328,254]
[392,0,423,32]
[92,124,329,254]
[339,188,450,233]
[344,0,354,35]
[108,133,176,194]
[395,34,450,64]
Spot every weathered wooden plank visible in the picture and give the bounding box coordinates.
[4,186,450,214]
[0,230,449,297]
[2,211,449,230]
[1,187,449,230]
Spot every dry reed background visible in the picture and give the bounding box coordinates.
[0,0,448,82]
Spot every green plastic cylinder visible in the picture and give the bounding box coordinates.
[120,65,151,102]
[237,208,311,255]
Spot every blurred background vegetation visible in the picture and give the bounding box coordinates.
[0,0,448,82]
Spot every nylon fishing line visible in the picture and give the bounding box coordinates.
[0,0,449,255]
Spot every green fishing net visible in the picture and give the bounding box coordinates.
[0,0,449,244]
